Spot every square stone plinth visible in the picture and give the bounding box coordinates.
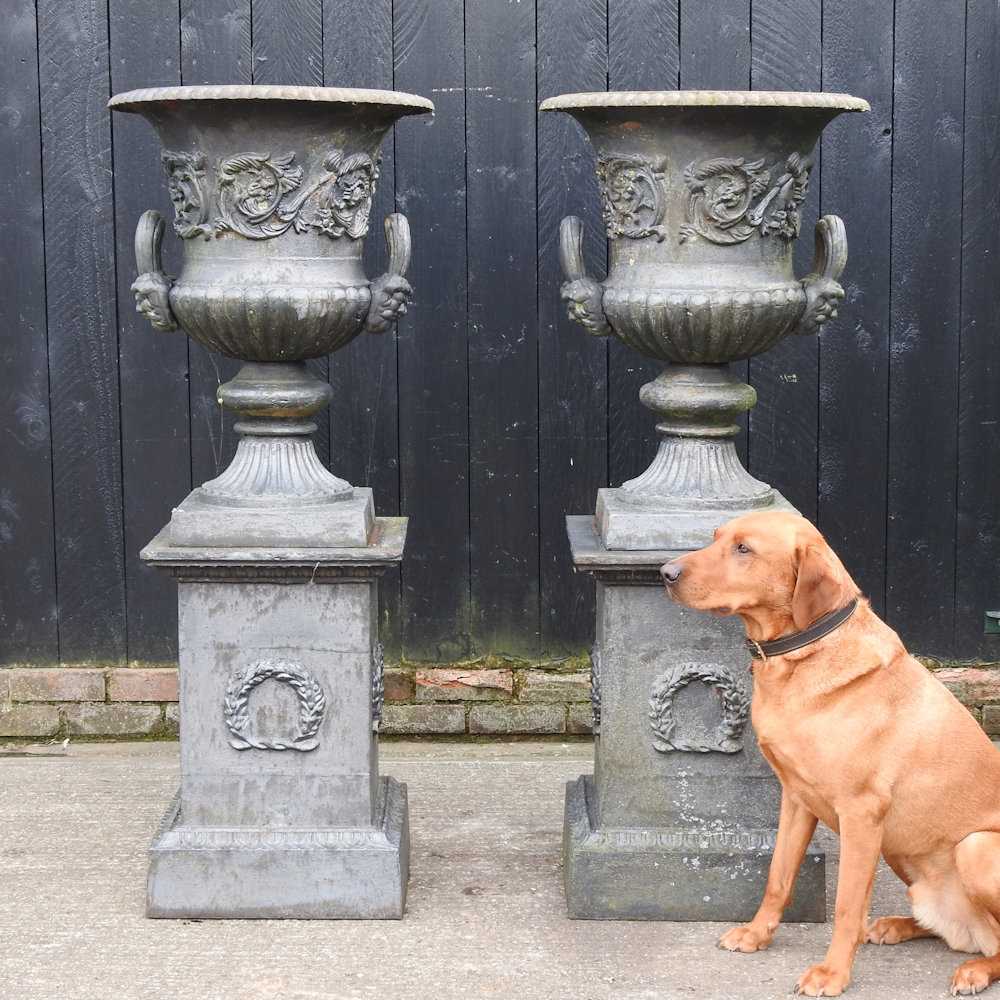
[141,518,408,919]
[565,516,825,921]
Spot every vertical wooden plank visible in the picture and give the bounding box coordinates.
[887,0,964,651]
[819,0,893,614]
[466,0,539,656]
[180,0,251,489]
[325,0,403,657]
[394,0,471,660]
[0,0,58,663]
[537,0,608,654]
[955,0,1000,657]
[748,0,822,521]
[251,0,330,468]
[679,0,751,465]
[37,0,126,662]
[606,1,679,489]
[110,0,189,663]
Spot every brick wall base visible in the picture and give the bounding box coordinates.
[2,657,999,740]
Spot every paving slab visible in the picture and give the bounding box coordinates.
[0,741,970,1000]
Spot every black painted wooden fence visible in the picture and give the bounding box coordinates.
[2,0,998,666]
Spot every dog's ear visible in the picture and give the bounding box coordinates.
[791,543,849,630]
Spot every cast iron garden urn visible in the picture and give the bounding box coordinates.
[541,91,868,922]
[541,90,869,548]
[109,85,432,920]
[110,85,434,548]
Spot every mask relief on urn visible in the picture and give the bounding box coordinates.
[163,151,212,239]
[680,152,812,246]
[596,154,668,242]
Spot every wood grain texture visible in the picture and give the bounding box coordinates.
[37,0,125,662]
[886,0,965,652]
[537,0,608,653]
[110,0,189,663]
[393,0,472,660]
[818,0,893,615]
[180,0,250,490]
[466,0,539,655]
[0,0,58,663]
[748,0,822,520]
[325,0,402,656]
[955,0,1000,657]
[679,0,751,464]
[606,0,679,489]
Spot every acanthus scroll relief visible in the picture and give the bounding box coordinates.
[680,152,812,246]
[161,147,380,242]
[596,155,668,241]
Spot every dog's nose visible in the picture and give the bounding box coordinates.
[661,561,683,585]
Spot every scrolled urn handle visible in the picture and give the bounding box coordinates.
[365,213,414,335]
[798,214,848,336]
[131,210,178,332]
[558,216,611,337]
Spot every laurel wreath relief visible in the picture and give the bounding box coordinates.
[648,662,751,754]
[223,659,327,751]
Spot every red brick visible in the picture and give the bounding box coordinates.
[468,704,565,735]
[415,668,513,702]
[0,704,60,738]
[64,704,162,736]
[519,669,590,703]
[108,668,178,702]
[935,667,1000,706]
[9,668,105,703]
[383,668,415,702]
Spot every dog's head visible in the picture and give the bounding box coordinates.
[661,511,858,633]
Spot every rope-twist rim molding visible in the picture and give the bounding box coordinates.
[223,658,326,751]
[648,662,751,754]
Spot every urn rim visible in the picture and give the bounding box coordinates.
[108,84,434,116]
[539,89,869,113]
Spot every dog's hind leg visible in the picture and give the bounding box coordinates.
[950,832,1000,996]
[865,916,936,945]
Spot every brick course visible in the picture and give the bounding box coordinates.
[0,658,997,740]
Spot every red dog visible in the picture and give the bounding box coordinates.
[661,510,1000,997]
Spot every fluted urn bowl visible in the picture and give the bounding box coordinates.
[541,91,868,363]
[111,85,433,360]
[110,86,433,549]
[541,91,869,549]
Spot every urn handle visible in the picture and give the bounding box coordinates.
[798,214,848,337]
[557,216,611,337]
[365,212,414,335]
[131,210,178,332]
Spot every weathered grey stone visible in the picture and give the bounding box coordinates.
[519,670,591,704]
[563,516,826,921]
[469,704,565,735]
[0,703,60,737]
[9,668,105,703]
[982,705,1000,735]
[415,668,514,702]
[567,704,595,735]
[141,520,409,919]
[380,704,466,736]
[64,703,162,736]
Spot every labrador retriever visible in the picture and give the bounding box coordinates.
[661,510,1000,997]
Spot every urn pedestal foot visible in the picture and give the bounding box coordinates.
[565,516,826,921]
[141,519,408,920]
[147,778,409,919]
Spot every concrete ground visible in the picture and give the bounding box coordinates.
[0,741,972,1000]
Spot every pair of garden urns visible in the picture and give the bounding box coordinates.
[111,84,866,920]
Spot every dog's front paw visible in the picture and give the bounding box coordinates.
[864,916,921,945]
[951,958,997,995]
[795,963,851,996]
[718,924,772,953]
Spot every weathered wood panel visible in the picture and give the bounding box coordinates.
[0,0,58,664]
[537,0,608,654]
[37,0,126,662]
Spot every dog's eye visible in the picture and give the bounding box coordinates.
[735,542,751,555]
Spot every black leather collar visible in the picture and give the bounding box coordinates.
[746,598,859,660]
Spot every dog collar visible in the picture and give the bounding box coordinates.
[746,598,859,661]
